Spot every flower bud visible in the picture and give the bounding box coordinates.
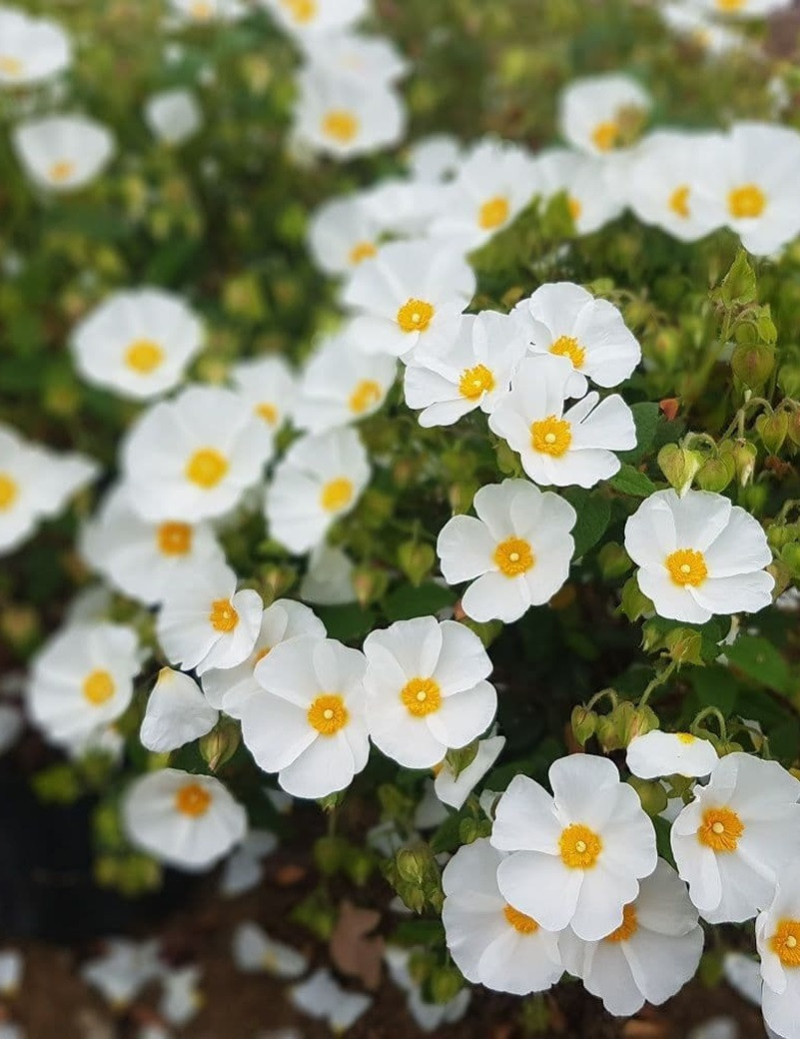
[352,566,389,607]
[730,439,757,487]
[396,845,434,886]
[397,541,435,587]
[628,776,668,817]
[780,543,800,580]
[731,342,774,389]
[778,364,800,400]
[665,627,704,665]
[657,443,702,494]
[597,542,632,580]
[786,410,800,448]
[756,411,789,454]
[199,718,240,772]
[429,966,464,1005]
[695,454,736,493]
[620,575,654,622]
[571,705,598,746]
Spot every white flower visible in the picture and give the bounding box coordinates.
[157,560,262,675]
[219,829,278,897]
[659,4,744,55]
[232,922,308,978]
[430,140,538,249]
[265,427,370,554]
[491,755,657,940]
[159,965,203,1027]
[0,951,23,997]
[512,282,641,395]
[723,951,762,1006]
[437,479,576,623]
[363,617,496,769]
[671,753,800,923]
[435,733,506,810]
[71,288,203,400]
[169,0,247,22]
[124,768,247,870]
[202,599,325,717]
[290,968,372,1034]
[293,69,405,160]
[293,331,397,433]
[384,947,470,1030]
[81,939,161,1007]
[301,31,407,87]
[537,148,624,234]
[261,0,368,37]
[627,730,719,779]
[139,668,218,753]
[406,134,463,182]
[442,838,563,995]
[404,311,527,428]
[240,636,369,799]
[300,543,356,605]
[122,385,273,522]
[12,114,114,192]
[0,422,97,555]
[624,489,774,624]
[0,8,71,86]
[308,196,383,277]
[690,0,791,18]
[489,355,636,488]
[229,356,297,437]
[343,240,476,359]
[361,177,447,238]
[28,622,141,748]
[560,858,704,1015]
[757,866,800,1039]
[559,73,651,156]
[144,89,202,145]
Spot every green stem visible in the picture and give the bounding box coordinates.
[587,687,619,712]
[691,706,728,741]
[638,659,679,707]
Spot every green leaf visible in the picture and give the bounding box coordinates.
[392,919,446,947]
[610,464,657,498]
[316,604,376,642]
[563,489,611,557]
[690,665,738,716]
[619,402,662,464]
[383,582,457,622]
[725,635,792,694]
[429,809,468,854]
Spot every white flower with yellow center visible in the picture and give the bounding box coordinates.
[690,0,791,18]
[12,114,114,193]
[491,755,657,940]
[308,196,383,277]
[437,479,576,624]
[558,73,651,156]
[292,69,405,160]
[343,240,476,359]
[404,312,527,428]
[240,635,369,799]
[156,560,263,675]
[407,134,463,182]
[672,753,800,924]
[144,89,203,146]
[260,0,367,36]
[560,858,704,1015]
[659,4,745,55]
[757,866,800,1040]
[169,0,247,23]
[435,733,506,810]
[0,422,98,555]
[513,282,641,396]
[442,838,563,995]
[361,177,448,238]
[230,356,297,437]
[139,668,219,753]
[265,427,370,555]
[71,288,203,400]
[123,768,247,871]
[489,355,636,488]
[27,622,141,748]
[363,616,497,769]
[301,31,408,87]
[122,385,274,522]
[293,331,397,433]
[232,921,308,978]
[0,8,71,86]
[624,489,774,624]
[627,730,719,779]
[202,599,325,717]
[536,148,624,235]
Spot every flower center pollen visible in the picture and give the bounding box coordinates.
[665,548,708,588]
[591,120,619,152]
[0,474,18,511]
[349,379,382,415]
[531,415,572,457]
[348,241,377,266]
[175,782,212,816]
[82,669,115,706]
[125,339,165,374]
[400,677,442,718]
[320,477,354,512]
[256,402,279,426]
[48,159,76,184]
[697,806,744,852]
[550,335,586,369]
[568,196,582,222]
[669,185,691,219]
[307,694,349,735]
[605,903,638,943]
[209,598,239,633]
[186,448,228,489]
[494,536,535,577]
[770,920,800,968]
[0,56,23,78]
[397,298,435,334]
[728,184,766,219]
[503,904,539,934]
[458,363,495,401]
[559,823,602,869]
[282,0,318,22]
[321,110,359,144]
[157,521,193,556]
[478,195,510,230]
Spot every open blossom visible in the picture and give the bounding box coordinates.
[757,866,800,1040]
[558,73,651,156]
[230,356,298,438]
[363,617,497,769]
[301,31,408,87]
[624,489,774,624]
[361,177,447,238]
[689,0,791,17]
[489,355,636,488]
[437,479,576,623]
[671,753,800,923]
[407,134,463,182]
[0,8,71,86]
[627,730,719,779]
[537,148,623,235]
[491,755,657,940]
[169,0,247,23]
[139,668,218,753]
[435,733,506,810]
[308,196,384,277]
[12,115,114,193]
[260,0,368,37]
[144,89,203,146]
[560,859,704,1015]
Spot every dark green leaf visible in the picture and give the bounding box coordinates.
[725,636,791,694]
[563,489,611,557]
[383,582,457,622]
[610,464,657,498]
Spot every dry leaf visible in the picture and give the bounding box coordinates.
[329,900,385,991]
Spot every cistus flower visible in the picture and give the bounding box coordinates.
[624,488,774,624]
[12,115,114,193]
[406,134,463,182]
[560,859,704,1015]
[300,543,357,605]
[301,31,408,88]
[0,8,71,86]
[123,768,247,870]
[260,0,368,38]
[139,668,218,753]
[558,73,651,156]
[436,479,576,623]
[229,356,298,439]
[308,196,384,277]
[169,0,248,23]
[363,616,497,769]
[434,733,506,810]
[689,0,792,18]
[442,838,564,995]
[144,89,203,146]
[491,755,657,940]
[627,730,719,779]
[757,865,800,1040]
[671,753,800,923]
[536,148,624,235]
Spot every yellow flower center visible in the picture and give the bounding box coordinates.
[189,0,213,18]
[770,920,800,968]
[677,732,696,744]
[320,477,354,513]
[82,669,116,706]
[503,904,539,935]
[349,379,382,415]
[458,363,495,401]
[728,184,766,220]
[175,782,212,816]
[307,694,349,735]
[321,110,359,144]
[531,415,572,457]
[0,474,18,511]
[157,521,193,556]
[669,185,691,219]
[185,448,228,489]
[348,240,377,266]
[494,536,535,577]
[48,159,76,184]
[125,338,165,374]
[400,676,442,718]
[568,196,582,222]
[605,903,638,943]
[665,548,708,588]
[591,120,619,152]
[478,195,510,230]
[716,0,745,10]
[281,0,318,22]
[396,298,435,334]
[0,56,23,78]
[550,335,586,369]
[559,823,603,869]
[209,598,239,633]
[697,806,744,852]
[254,646,271,666]
[256,402,279,426]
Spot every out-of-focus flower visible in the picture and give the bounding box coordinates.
[308,197,384,277]
[232,922,308,977]
[230,357,298,439]
[558,73,651,156]
[300,544,357,605]
[139,668,219,753]
[144,89,203,146]
[12,114,114,192]
[290,968,372,1034]
[0,8,71,86]
[81,938,161,1007]
[757,865,800,1039]
[536,148,624,234]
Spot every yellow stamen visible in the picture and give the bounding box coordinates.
[669,185,691,219]
[0,56,24,78]
[568,196,582,222]
[82,669,115,706]
[605,903,638,943]
[728,184,766,219]
[400,677,442,718]
[531,415,572,457]
[559,823,602,869]
[592,121,619,152]
[348,241,377,266]
[48,160,76,184]
[307,694,349,735]
[349,379,382,415]
[677,732,696,745]
[185,448,228,489]
[256,402,279,426]
[478,195,510,230]
[209,598,239,633]
[494,536,535,577]
[321,110,359,144]
[665,548,708,588]
[320,477,354,512]
[157,522,193,556]
[0,474,18,511]
[458,363,495,401]
[503,905,539,934]
[125,339,164,374]
[175,782,212,816]
[697,806,744,852]
[397,298,435,334]
[550,335,586,369]
[281,0,318,23]
[770,920,800,967]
